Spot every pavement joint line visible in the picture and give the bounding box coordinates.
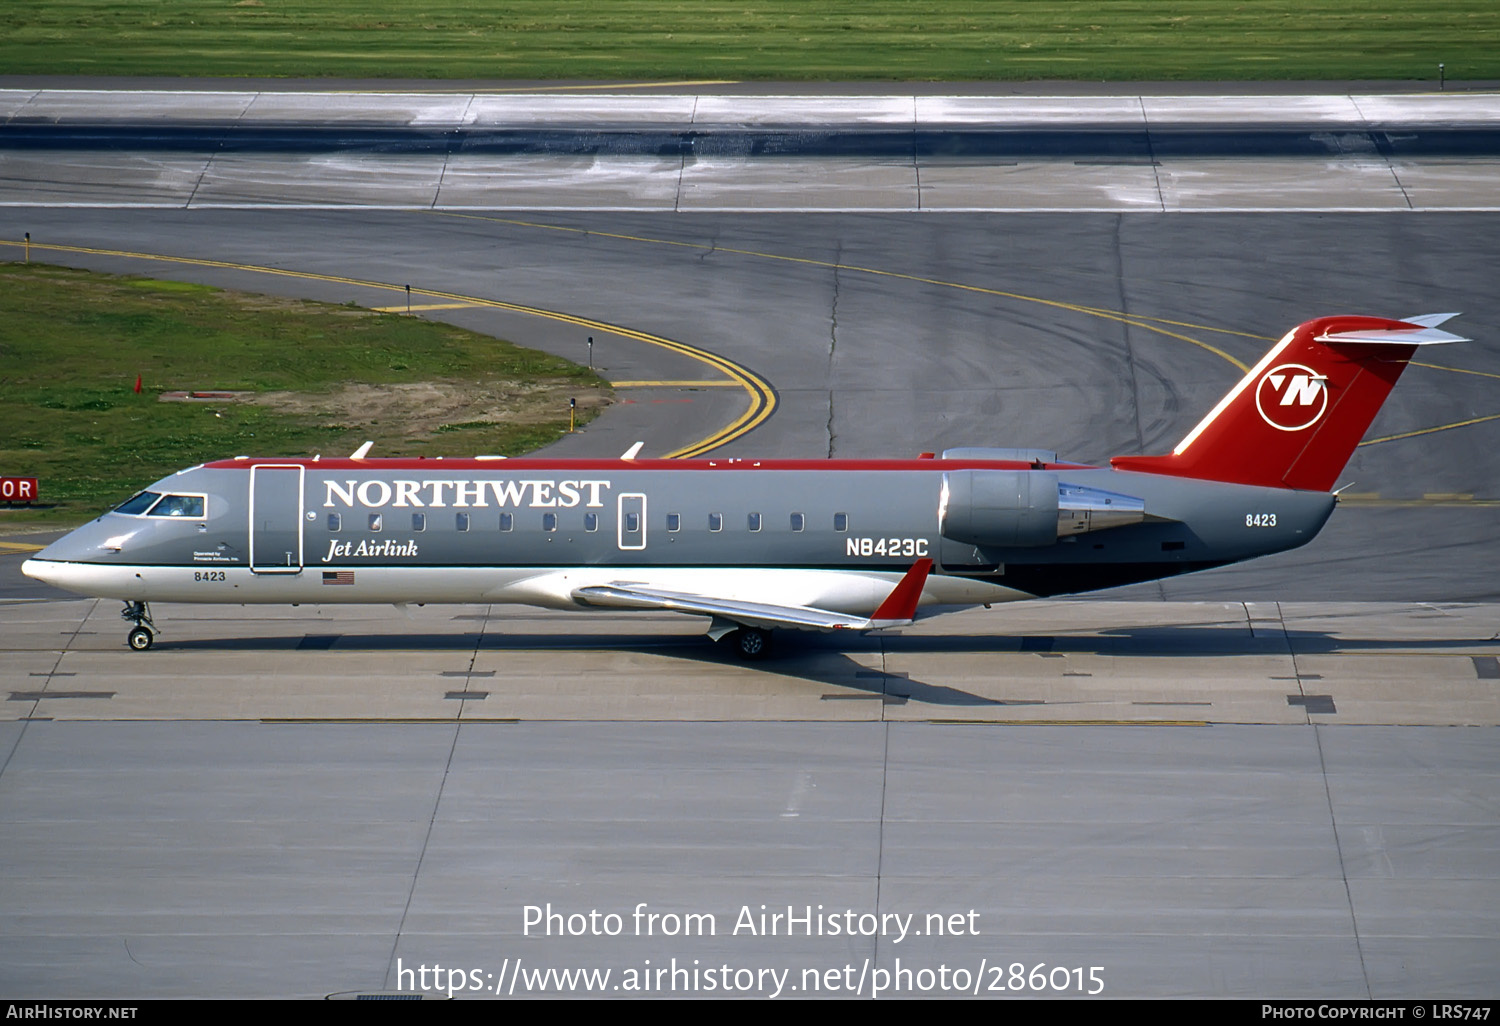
[0,237,776,459]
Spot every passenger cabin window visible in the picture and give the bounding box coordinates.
[790,512,805,532]
[327,513,342,532]
[147,494,205,518]
[709,513,723,532]
[499,512,514,532]
[114,491,161,515]
[834,512,849,532]
[666,513,681,532]
[747,512,762,532]
[368,513,383,532]
[542,513,558,532]
[411,513,426,532]
[584,513,599,532]
[455,512,470,532]
[625,512,640,533]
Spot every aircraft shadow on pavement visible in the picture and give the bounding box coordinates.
[146,616,1500,706]
[156,628,1005,706]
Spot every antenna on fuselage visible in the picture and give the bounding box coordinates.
[350,441,374,460]
[620,441,645,461]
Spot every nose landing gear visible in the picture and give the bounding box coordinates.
[121,601,156,651]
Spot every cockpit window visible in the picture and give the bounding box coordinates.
[146,494,206,518]
[114,491,162,515]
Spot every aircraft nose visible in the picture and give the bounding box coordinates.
[31,519,138,563]
[21,557,59,585]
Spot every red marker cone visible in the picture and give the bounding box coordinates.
[133,374,142,394]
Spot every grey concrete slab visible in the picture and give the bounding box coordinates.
[0,89,39,120]
[18,89,256,122]
[190,153,444,207]
[435,154,682,209]
[1354,94,1500,124]
[917,161,1163,211]
[242,91,471,125]
[401,723,886,950]
[1142,94,1366,123]
[877,724,1370,998]
[0,151,208,206]
[1391,161,1500,208]
[915,95,1145,124]
[692,95,914,125]
[676,158,917,210]
[466,94,697,126]
[0,721,456,999]
[1362,936,1500,1000]
[1156,159,1412,210]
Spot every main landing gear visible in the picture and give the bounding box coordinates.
[725,627,773,661]
[121,601,156,651]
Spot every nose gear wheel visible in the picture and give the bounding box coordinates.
[121,601,156,651]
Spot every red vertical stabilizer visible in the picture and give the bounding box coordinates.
[1110,315,1466,492]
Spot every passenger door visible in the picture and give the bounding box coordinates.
[249,464,305,573]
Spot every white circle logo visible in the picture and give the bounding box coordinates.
[1255,363,1327,432]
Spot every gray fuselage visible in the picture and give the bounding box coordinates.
[28,456,1336,609]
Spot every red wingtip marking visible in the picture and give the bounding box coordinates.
[872,558,933,621]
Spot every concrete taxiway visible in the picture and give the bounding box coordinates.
[1,87,1498,1000]
[6,597,1499,726]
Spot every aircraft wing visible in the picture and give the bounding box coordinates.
[572,558,933,633]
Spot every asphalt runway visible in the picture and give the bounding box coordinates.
[2,90,1499,1000]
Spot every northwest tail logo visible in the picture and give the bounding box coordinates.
[1255,363,1327,431]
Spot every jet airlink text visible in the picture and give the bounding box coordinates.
[323,539,420,562]
[323,478,613,510]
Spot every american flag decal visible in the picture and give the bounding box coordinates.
[322,571,355,586]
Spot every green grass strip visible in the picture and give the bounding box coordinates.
[0,262,607,525]
[1,2,1496,82]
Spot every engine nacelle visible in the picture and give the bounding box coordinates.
[940,471,1146,548]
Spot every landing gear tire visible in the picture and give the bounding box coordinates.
[729,627,772,661]
[121,601,157,651]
